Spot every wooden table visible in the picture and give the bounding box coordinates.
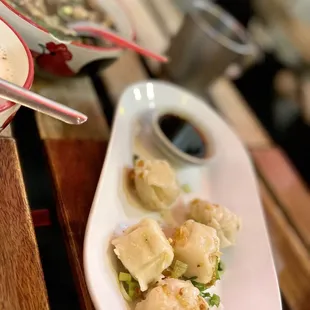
[2,2,310,309]
[0,126,49,309]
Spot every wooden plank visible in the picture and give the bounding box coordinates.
[34,77,109,140]
[1,124,12,137]
[143,0,183,37]
[259,179,310,310]
[208,78,273,148]
[120,0,169,54]
[34,76,111,309]
[0,138,49,309]
[44,140,107,310]
[252,147,310,249]
[101,51,148,102]
[118,0,179,73]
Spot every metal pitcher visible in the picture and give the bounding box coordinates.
[164,0,258,95]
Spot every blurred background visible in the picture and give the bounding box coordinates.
[214,0,310,186]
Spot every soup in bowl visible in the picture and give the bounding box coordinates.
[0,0,134,77]
[0,17,34,132]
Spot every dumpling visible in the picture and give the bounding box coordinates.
[172,220,220,285]
[135,278,209,310]
[133,159,180,211]
[111,218,174,291]
[189,199,241,248]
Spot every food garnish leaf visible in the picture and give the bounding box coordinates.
[184,276,221,307]
[208,293,221,307]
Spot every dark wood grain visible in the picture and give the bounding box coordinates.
[259,179,310,310]
[0,138,49,310]
[252,147,310,249]
[44,140,107,310]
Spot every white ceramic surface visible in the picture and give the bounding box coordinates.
[0,17,33,132]
[84,81,282,310]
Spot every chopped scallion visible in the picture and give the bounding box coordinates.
[133,154,139,163]
[181,184,191,193]
[119,281,132,302]
[216,260,225,280]
[218,260,225,272]
[128,282,138,298]
[191,280,208,292]
[171,260,188,278]
[119,272,132,282]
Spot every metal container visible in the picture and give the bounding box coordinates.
[164,0,256,94]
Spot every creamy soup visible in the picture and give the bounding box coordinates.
[0,45,15,109]
[0,45,14,83]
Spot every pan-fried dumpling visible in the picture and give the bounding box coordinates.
[135,278,209,310]
[172,220,220,285]
[111,218,174,291]
[133,159,180,211]
[189,199,241,248]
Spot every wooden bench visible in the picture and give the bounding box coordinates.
[29,2,310,309]
[0,127,49,309]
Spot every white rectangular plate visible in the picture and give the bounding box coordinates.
[84,80,282,310]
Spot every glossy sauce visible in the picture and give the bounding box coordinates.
[158,114,207,159]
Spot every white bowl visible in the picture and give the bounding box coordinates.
[0,0,134,77]
[0,17,34,132]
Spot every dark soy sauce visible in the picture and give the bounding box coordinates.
[158,114,207,159]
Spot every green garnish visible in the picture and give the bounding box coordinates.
[181,184,191,193]
[171,260,188,278]
[201,291,211,298]
[191,280,208,292]
[216,260,225,280]
[119,281,132,302]
[119,273,140,302]
[133,154,139,163]
[128,282,138,298]
[218,260,225,272]
[119,272,132,282]
[184,276,221,307]
[208,293,221,307]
